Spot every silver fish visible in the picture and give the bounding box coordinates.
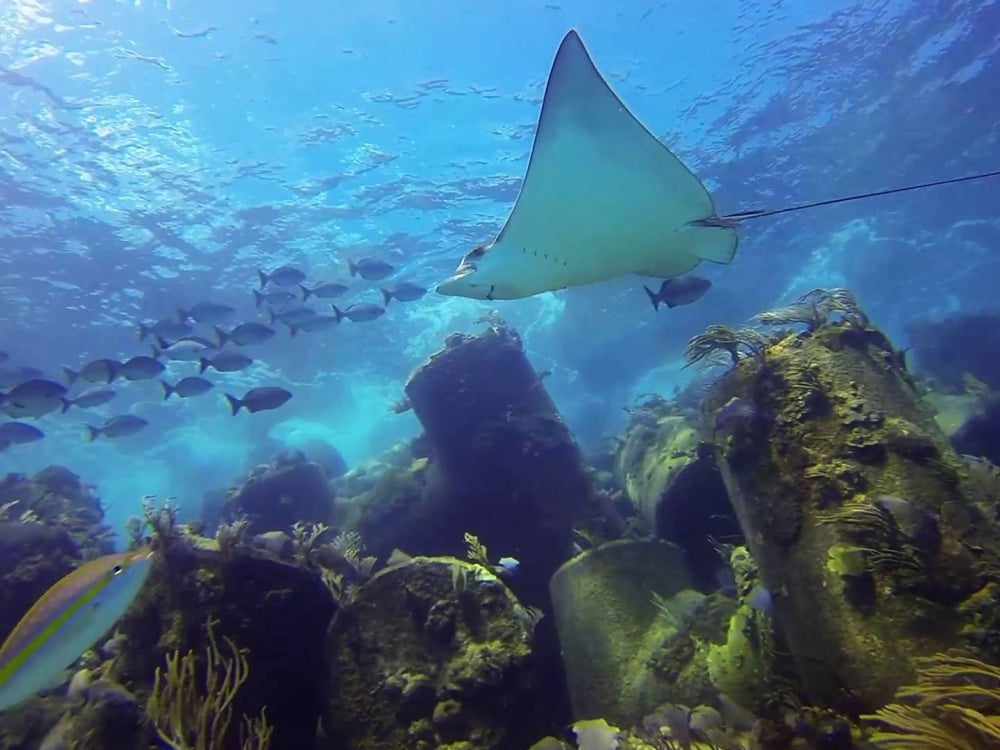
[85,415,148,440]
[381,282,426,305]
[348,257,394,280]
[120,356,164,381]
[288,314,339,336]
[332,303,385,323]
[214,323,276,346]
[1,379,67,419]
[0,422,44,445]
[199,351,253,373]
[225,386,292,415]
[268,305,316,325]
[60,386,117,412]
[178,301,236,325]
[253,288,298,308]
[161,377,214,400]
[300,281,348,300]
[258,265,306,288]
[153,338,214,362]
[137,318,192,341]
[64,359,120,385]
[643,276,712,311]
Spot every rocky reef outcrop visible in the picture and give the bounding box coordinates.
[324,556,541,750]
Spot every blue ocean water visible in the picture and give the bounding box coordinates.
[0,0,997,537]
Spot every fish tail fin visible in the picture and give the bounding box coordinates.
[257,270,268,289]
[214,326,229,347]
[300,284,312,301]
[60,398,72,414]
[64,367,79,385]
[348,259,357,277]
[381,288,392,307]
[224,393,242,416]
[253,289,264,307]
[642,285,661,312]
[267,309,278,325]
[137,323,150,341]
[160,380,174,400]
[332,305,344,324]
[84,425,100,442]
[198,357,210,374]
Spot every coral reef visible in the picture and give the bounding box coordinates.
[221,451,335,536]
[549,540,727,725]
[323,555,540,749]
[613,400,739,590]
[112,537,336,749]
[701,289,1000,708]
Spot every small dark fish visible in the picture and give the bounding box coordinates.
[0,422,44,445]
[64,359,120,385]
[381,282,426,306]
[288,314,339,336]
[120,356,165,381]
[199,351,253,374]
[268,305,316,325]
[252,288,298,308]
[153,337,214,361]
[0,366,44,389]
[3,379,67,407]
[85,415,148,440]
[713,397,756,432]
[643,275,712,311]
[214,323,276,346]
[258,265,306,288]
[348,257,394,280]
[61,386,117,412]
[225,386,292,415]
[332,303,385,323]
[178,301,236,325]
[160,377,214,400]
[300,281,348,301]
[137,318,192,341]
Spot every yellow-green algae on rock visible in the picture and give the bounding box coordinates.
[323,556,540,750]
[705,315,1000,708]
[549,539,713,726]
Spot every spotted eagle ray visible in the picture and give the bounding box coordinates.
[437,29,1000,301]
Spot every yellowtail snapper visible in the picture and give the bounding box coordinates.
[120,355,165,381]
[214,323,276,346]
[0,422,44,446]
[253,288,298,308]
[60,386,117,412]
[177,301,236,325]
[64,358,120,385]
[199,351,253,373]
[0,547,153,713]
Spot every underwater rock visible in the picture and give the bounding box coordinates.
[221,452,335,535]
[706,309,999,708]
[402,323,591,608]
[907,309,1000,391]
[951,397,1000,465]
[296,439,349,478]
[0,521,80,644]
[549,540,718,725]
[112,543,336,749]
[0,467,114,558]
[323,556,540,750]
[613,408,739,590]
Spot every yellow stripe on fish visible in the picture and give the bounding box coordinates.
[0,546,153,712]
